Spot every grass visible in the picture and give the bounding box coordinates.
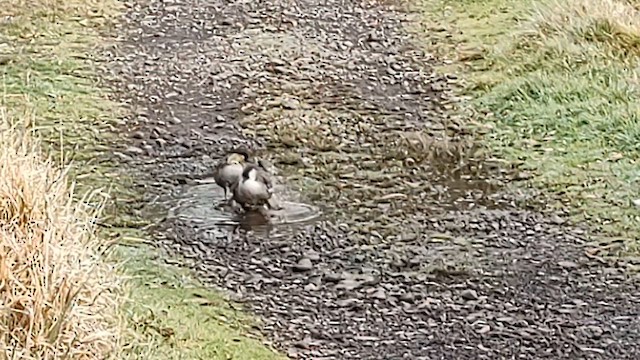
[417,0,640,254]
[1,0,284,358]
[116,243,285,359]
[0,122,121,359]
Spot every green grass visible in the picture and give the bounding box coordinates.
[0,1,284,358]
[116,240,284,360]
[417,0,640,254]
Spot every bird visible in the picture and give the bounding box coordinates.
[213,149,250,202]
[231,163,276,212]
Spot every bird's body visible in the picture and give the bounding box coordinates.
[232,164,274,211]
[213,152,248,201]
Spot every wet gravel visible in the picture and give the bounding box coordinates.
[101,0,640,358]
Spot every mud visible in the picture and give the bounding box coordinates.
[101,0,640,358]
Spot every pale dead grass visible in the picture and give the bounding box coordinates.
[0,0,120,26]
[530,0,640,57]
[0,111,123,359]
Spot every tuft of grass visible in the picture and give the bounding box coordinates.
[530,0,640,57]
[417,0,640,252]
[0,119,122,359]
[2,0,287,358]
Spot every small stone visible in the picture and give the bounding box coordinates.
[125,146,145,155]
[477,325,491,334]
[303,250,320,262]
[370,288,387,300]
[515,171,532,180]
[282,98,300,110]
[293,258,313,272]
[336,299,361,308]
[550,214,565,225]
[286,348,300,359]
[323,272,341,283]
[335,279,362,291]
[461,289,478,301]
[399,292,416,303]
[558,260,578,269]
[584,325,604,339]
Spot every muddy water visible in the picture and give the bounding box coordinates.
[148,177,324,238]
[147,155,506,238]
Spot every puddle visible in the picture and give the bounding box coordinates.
[424,168,507,211]
[155,182,323,236]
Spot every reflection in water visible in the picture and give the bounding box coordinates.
[162,182,322,236]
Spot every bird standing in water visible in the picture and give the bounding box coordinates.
[231,163,276,212]
[213,150,250,202]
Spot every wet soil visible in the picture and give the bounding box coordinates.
[101,0,640,358]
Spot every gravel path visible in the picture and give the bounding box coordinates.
[102,0,640,358]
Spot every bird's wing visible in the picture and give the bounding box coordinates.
[259,172,274,192]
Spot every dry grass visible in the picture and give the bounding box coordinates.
[529,0,640,57]
[0,115,122,359]
[1,0,286,359]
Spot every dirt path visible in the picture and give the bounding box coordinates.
[103,0,640,358]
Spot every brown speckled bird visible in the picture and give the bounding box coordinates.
[213,150,250,201]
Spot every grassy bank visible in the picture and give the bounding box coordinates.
[418,0,640,254]
[0,123,121,358]
[1,0,283,358]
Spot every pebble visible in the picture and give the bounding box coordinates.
[461,289,479,301]
[125,146,145,155]
[303,250,321,262]
[293,258,313,272]
[558,260,579,269]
